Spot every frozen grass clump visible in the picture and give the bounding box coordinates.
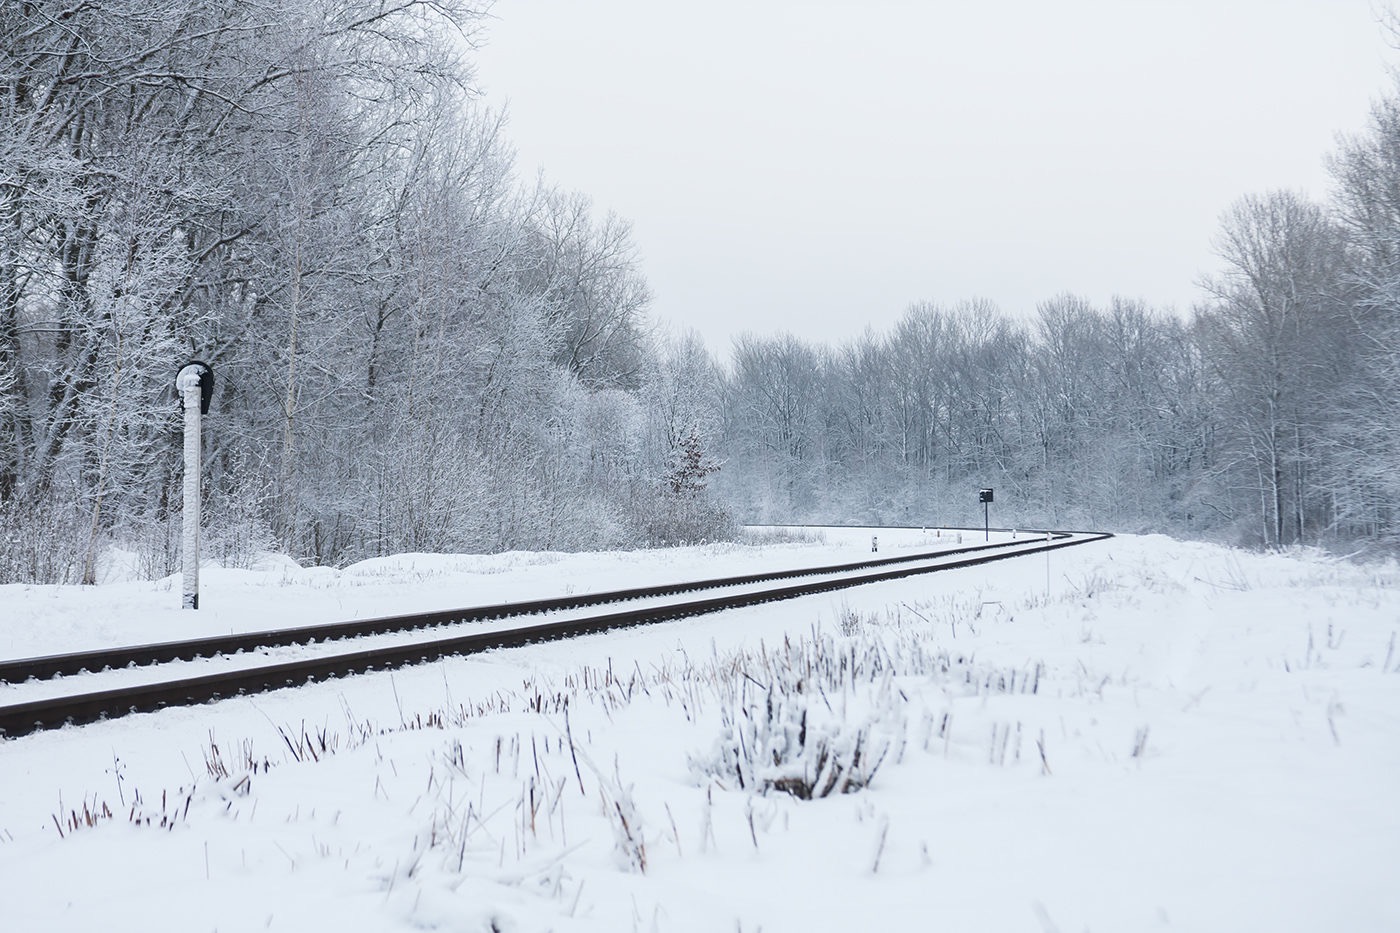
[692,633,903,799]
[705,680,894,799]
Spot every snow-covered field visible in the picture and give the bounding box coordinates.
[1,528,1397,932]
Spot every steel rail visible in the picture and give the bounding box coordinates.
[0,531,1111,738]
[0,533,1064,685]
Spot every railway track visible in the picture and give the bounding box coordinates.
[0,530,1111,738]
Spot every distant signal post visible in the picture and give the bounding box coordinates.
[979,487,994,541]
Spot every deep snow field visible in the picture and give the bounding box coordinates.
[1,528,1397,932]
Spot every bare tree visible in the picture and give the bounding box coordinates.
[1326,91,1400,543]
[1198,191,1353,545]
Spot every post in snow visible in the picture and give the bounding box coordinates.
[176,361,214,609]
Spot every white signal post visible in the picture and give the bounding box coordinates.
[176,362,212,609]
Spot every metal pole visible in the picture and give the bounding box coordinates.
[984,500,989,541]
[177,366,204,609]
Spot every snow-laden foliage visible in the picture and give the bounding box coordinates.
[0,1,730,579]
[701,662,897,799]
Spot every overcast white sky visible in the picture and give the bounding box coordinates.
[471,1,1395,351]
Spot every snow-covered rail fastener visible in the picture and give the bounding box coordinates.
[0,530,1111,738]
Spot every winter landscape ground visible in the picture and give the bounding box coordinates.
[1,527,1397,932]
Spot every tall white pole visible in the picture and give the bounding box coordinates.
[177,365,205,609]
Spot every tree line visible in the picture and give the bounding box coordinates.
[717,107,1399,549]
[1,1,1396,583]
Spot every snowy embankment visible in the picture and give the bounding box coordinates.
[1,530,1397,932]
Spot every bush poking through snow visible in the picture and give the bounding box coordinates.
[711,685,892,799]
[694,634,903,799]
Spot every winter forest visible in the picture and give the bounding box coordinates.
[2,0,1399,585]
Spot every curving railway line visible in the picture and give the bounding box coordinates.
[0,529,1111,738]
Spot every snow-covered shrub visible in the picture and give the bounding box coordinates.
[706,683,894,799]
[0,489,86,584]
[129,508,180,581]
[203,449,277,570]
[736,526,827,546]
[693,634,904,799]
[629,486,737,547]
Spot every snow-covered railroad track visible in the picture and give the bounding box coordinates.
[0,531,1110,737]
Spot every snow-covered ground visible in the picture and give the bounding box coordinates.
[1,529,1397,932]
[0,525,973,660]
